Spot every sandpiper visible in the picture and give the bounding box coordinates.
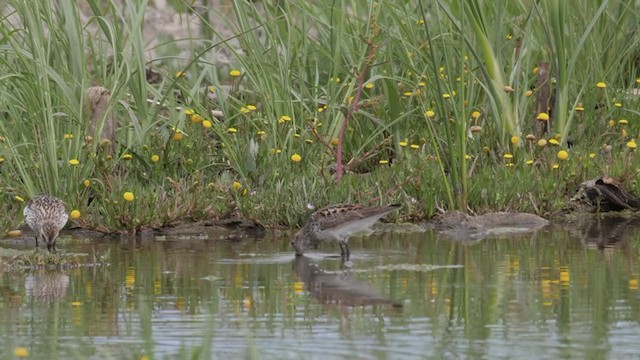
[292,203,400,258]
[23,194,69,252]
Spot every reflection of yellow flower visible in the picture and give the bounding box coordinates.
[123,192,135,202]
[291,153,302,163]
[70,210,81,219]
[14,347,29,358]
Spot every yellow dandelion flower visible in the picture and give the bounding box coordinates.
[331,138,339,146]
[15,195,24,202]
[184,108,195,115]
[482,146,490,154]
[526,160,534,165]
[619,119,629,125]
[0,157,4,163]
[202,120,212,128]
[548,139,560,145]
[596,82,606,89]
[609,119,616,127]
[175,71,185,78]
[291,153,302,163]
[614,102,622,108]
[69,159,80,166]
[191,114,203,123]
[627,140,637,149]
[442,93,451,99]
[70,210,81,219]
[503,153,513,159]
[524,90,533,97]
[399,141,408,147]
[172,132,184,141]
[511,136,520,145]
[122,154,133,160]
[271,148,282,154]
[532,66,539,74]
[279,115,292,123]
[83,179,91,187]
[123,192,135,202]
[305,139,314,144]
[537,112,549,121]
[317,106,326,113]
[505,163,515,167]
[404,91,413,97]
[410,144,420,149]
[151,155,160,163]
[637,78,640,85]
[537,139,547,147]
[418,81,426,87]
[552,164,559,170]
[229,69,242,77]
[232,181,242,191]
[557,150,569,161]
[416,18,424,25]
[622,128,628,138]
[240,107,250,114]
[227,127,238,134]
[464,154,472,160]
[589,153,596,159]
[64,133,74,139]
[365,83,374,89]
[256,130,266,136]
[208,86,216,94]
[379,159,389,165]
[575,104,584,111]
[471,111,481,119]
[506,33,513,40]
[247,104,257,111]
[425,110,435,118]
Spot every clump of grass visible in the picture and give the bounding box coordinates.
[0,0,639,235]
[0,247,109,270]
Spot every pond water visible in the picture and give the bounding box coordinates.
[1,216,640,359]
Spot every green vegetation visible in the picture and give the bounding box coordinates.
[0,0,639,234]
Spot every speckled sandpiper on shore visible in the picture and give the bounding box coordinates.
[23,194,69,252]
[291,204,400,259]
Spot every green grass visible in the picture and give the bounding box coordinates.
[0,0,639,234]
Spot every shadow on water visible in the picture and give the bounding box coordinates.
[293,255,402,308]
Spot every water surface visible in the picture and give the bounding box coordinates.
[1,216,640,359]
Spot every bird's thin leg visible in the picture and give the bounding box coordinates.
[345,243,350,260]
[34,236,38,249]
[47,243,52,252]
[52,242,57,253]
[339,242,346,256]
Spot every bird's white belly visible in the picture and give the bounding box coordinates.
[316,217,380,241]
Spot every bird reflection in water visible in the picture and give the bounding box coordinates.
[293,256,402,308]
[25,271,70,303]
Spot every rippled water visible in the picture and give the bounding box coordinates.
[2,216,640,359]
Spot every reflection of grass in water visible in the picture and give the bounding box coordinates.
[0,248,110,270]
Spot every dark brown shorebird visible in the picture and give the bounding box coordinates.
[291,204,400,259]
[23,194,69,252]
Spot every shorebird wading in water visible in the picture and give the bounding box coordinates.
[23,194,69,252]
[292,204,400,259]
